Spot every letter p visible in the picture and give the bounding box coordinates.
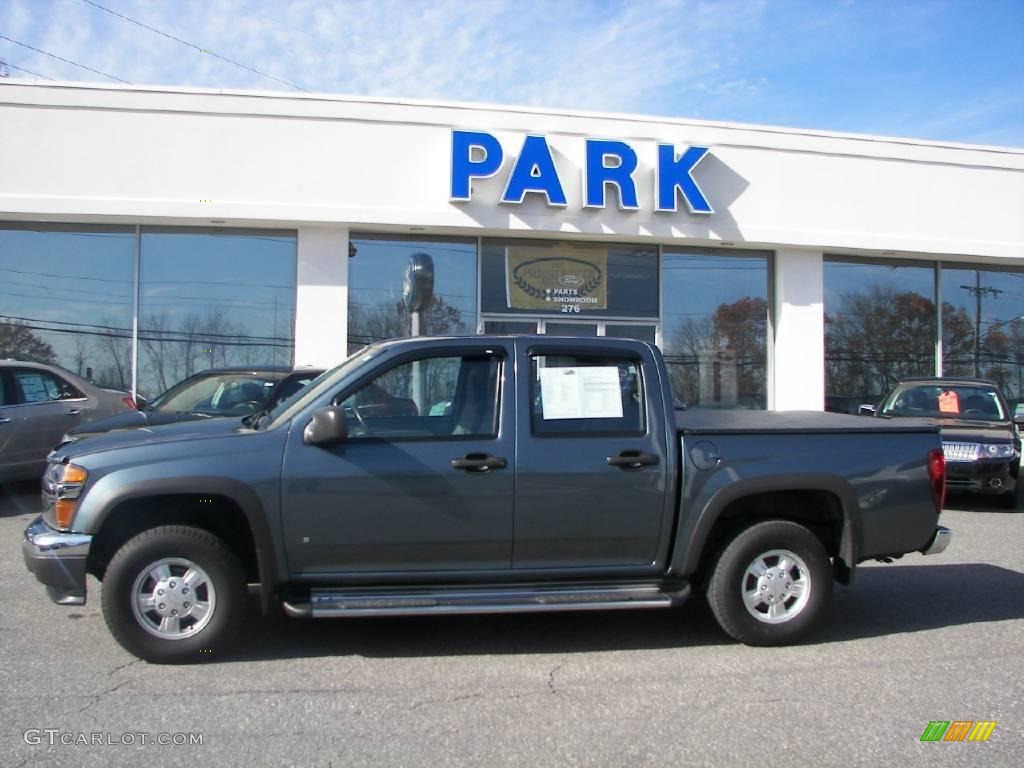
[451,130,504,201]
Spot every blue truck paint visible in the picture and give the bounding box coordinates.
[23,336,949,659]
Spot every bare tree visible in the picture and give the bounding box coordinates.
[94,315,132,389]
[71,333,92,377]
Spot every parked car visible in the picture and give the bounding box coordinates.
[0,360,135,481]
[23,336,948,663]
[826,394,874,415]
[862,377,1023,508]
[62,367,325,443]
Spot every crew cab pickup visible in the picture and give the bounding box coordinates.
[23,336,951,663]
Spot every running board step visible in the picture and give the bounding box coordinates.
[282,581,690,619]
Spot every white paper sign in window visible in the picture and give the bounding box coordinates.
[16,373,49,403]
[539,367,623,420]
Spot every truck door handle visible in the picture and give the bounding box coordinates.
[607,451,659,470]
[0,416,10,424]
[66,409,82,416]
[451,454,508,473]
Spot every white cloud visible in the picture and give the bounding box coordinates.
[0,0,770,118]
[1,0,1021,145]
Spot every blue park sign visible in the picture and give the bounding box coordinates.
[450,130,713,215]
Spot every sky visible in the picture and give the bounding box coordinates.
[0,0,1022,146]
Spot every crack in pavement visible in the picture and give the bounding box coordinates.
[405,685,556,711]
[547,662,564,694]
[106,658,142,676]
[71,680,131,715]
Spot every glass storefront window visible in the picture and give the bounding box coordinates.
[662,247,770,409]
[545,322,599,337]
[605,324,656,344]
[824,258,936,410]
[138,228,297,398]
[0,224,136,389]
[480,239,658,319]
[941,266,1024,403]
[348,234,477,354]
[483,320,538,334]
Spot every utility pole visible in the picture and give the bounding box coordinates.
[961,276,1003,377]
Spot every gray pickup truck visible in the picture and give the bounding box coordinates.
[23,336,951,663]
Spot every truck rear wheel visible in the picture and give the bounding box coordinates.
[707,520,832,646]
[101,526,246,663]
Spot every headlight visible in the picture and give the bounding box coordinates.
[49,463,88,529]
[981,444,1018,459]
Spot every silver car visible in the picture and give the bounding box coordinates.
[0,361,134,481]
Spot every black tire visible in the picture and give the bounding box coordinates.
[101,525,247,663]
[706,520,832,646]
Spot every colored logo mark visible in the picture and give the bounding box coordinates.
[920,720,996,742]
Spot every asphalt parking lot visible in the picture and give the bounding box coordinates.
[1,480,1021,768]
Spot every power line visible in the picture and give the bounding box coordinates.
[0,33,130,83]
[3,60,55,80]
[78,0,308,92]
[2,313,293,345]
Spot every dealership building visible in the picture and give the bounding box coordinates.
[1,81,1022,409]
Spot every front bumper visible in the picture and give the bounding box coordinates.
[22,516,92,606]
[945,459,1017,495]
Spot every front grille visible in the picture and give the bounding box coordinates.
[943,442,980,462]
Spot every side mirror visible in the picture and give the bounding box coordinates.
[303,406,348,446]
[858,404,877,416]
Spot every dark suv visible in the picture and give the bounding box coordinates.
[863,377,1022,508]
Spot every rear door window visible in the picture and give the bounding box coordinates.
[530,354,644,436]
[12,369,82,403]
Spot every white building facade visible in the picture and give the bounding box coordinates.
[1,81,1023,409]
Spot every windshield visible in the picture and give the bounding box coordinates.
[880,384,1008,422]
[153,373,281,415]
[266,346,380,427]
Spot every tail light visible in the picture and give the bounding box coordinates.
[927,448,946,512]
[121,396,137,410]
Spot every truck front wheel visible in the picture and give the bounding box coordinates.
[707,520,832,646]
[101,526,246,663]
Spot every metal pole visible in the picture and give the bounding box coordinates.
[411,310,424,411]
[974,272,981,378]
[131,225,141,402]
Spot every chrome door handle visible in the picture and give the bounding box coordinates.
[451,454,508,473]
[0,416,10,424]
[607,451,659,470]
[66,408,82,416]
